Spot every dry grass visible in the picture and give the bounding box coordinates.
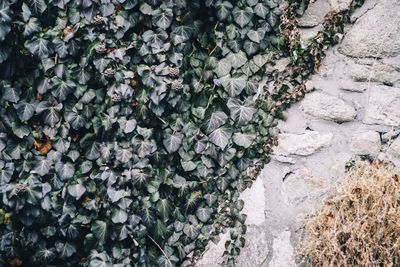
[298,161,400,267]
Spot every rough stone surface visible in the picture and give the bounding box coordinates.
[351,131,381,156]
[339,80,367,92]
[301,92,357,122]
[328,0,353,11]
[349,63,400,85]
[275,131,333,156]
[364,85,400,126]
[240,178,266,226]
[386,137,400,167]
[269,231,295,267]
[339,0,400,58]
[298,0,331,27]
[281,168,327,206]
[199,0,400,265]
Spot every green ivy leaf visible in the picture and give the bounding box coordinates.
[67,183,86,200]
[227,98,257,126]
[209,127,233,149]
[196,207,212,222]
[232,7,253,28]
[163,132,183,154]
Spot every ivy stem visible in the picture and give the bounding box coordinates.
[147,234,173,267]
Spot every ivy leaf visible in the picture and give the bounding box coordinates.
[33,157,53,176]
[25,35,51,58]
[55,242,76,259]
[196,207,212,222]
[99,3,115,16]
[163,132,183,153]
[232,7,253,28]
[29,0,47,13]
[53,38,69,58]
[23,18,41,37]
[209,127,233,149]
[233,132,256,148]
[171,25,193,45]
[55,161,75,181]
[85,142,100,160]
[14,102,36,121]
[202,111,228,134]
[267,10,279,27]
[244,40,259,56]
[91,221,107,244]
[12,124,30,139]
[153,9,173,30]
[214,58,232,77]
[156,199,172,220]
[2,87,20,103]
[216,1,233,20]
[227,98,257,126]
[67,183,86,200]
[254,3,269,18]
[214,75,246,97]
[247,29,265,44]
[111,209,128,224]
[142,29,168,49]
[227,51,247,68]
[183,224,199,239]
[116,148,133,163]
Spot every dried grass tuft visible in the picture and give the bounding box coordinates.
[298,161,400,267]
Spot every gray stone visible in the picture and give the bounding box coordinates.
[197,227,269,267]
[240,178,266,226]
[339,80,367,92]
[386,137,400,167]
[299,25,324,46]
[382,129,400,143]
[196,232,228,267]
[328,0,353,11]
[364,85,400,126]
[349,63,400,85]
[339,0,400,58]
[269,231,295,267]
[281,168,328,206]
[275,131,333,156]
[351,131,381,156]
[272,154,297,164]
[298,0,331,27]
[301,92,357,122]
[235,227,269,267]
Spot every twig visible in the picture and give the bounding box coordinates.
[147,234,173,267]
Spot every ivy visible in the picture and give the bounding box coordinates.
[0,0,363,266]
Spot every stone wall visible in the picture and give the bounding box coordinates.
[198,0,400,265]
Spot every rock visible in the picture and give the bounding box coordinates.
[301,92,357,122]
[197,227,269,267]
[339,80,367,92]
[351,131,381,156]
[381,129,400,143]
[298,0,332,27]
[269,231,295,267]
[275,130,333,156]
[240,178,266,226]
[281,168,328,206]
[272,154,297,164]
[339,0,400,58]
[299,25,324,46]
[364,85,400,126]
[235,227,269,267]
[196,232,228,267]
[386,137,400,167]
[328,0,353,11]
[349,63,400,85]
